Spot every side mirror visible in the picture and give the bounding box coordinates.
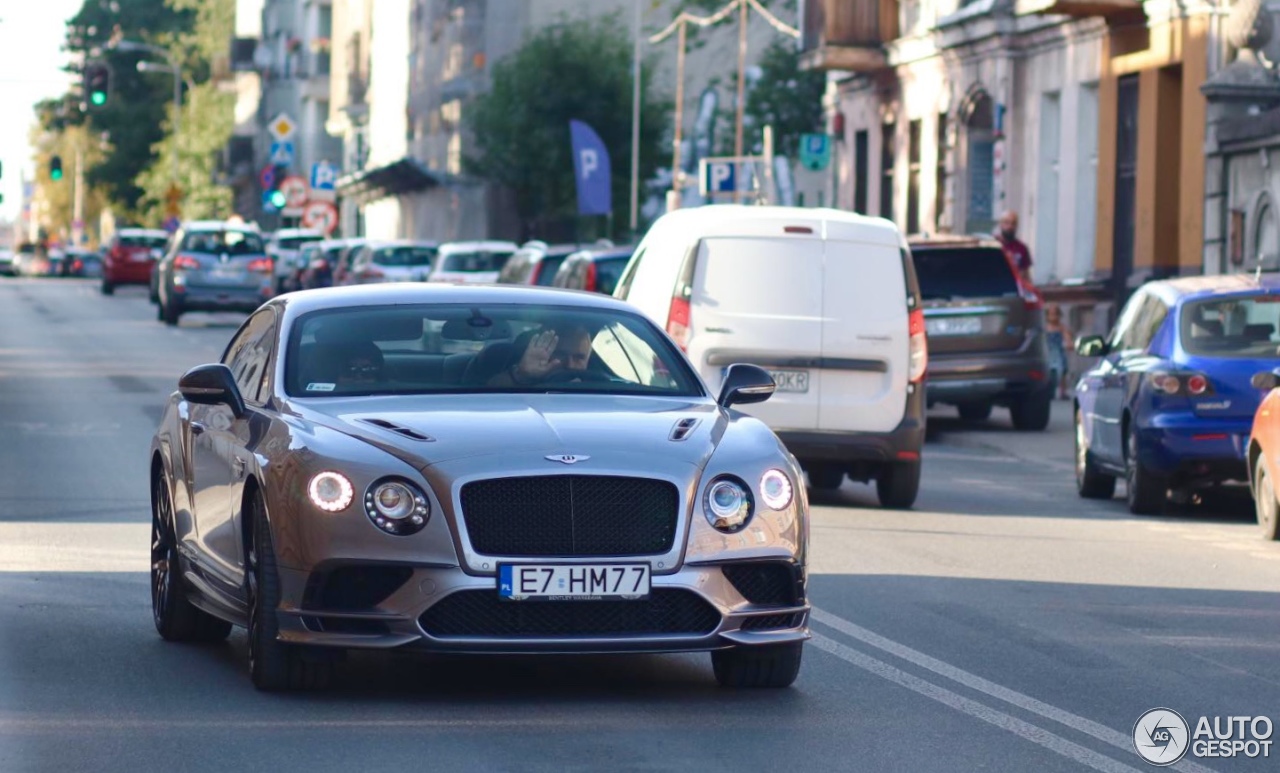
[1076,335,1109,358]
[1252,371,1280,391]
[178,364,246,417]
[718,363,776,408]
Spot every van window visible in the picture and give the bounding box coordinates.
[692,237,823,316]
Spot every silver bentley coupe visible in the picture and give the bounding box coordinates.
[149,284,810,691]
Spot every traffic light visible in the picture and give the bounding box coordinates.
[50,156,63,181]
[84,62,110,108]
[265,164,288,211]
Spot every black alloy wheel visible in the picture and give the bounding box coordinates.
[1125,429,1167,515]
[151,471,231,642]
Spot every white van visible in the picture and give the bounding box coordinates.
[615,206,926,508]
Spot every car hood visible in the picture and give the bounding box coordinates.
[289,393,724,473]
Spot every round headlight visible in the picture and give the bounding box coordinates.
[308,471,354,512]
[760,469,794,510]
[704,477,752,532]
[363,478,430,536]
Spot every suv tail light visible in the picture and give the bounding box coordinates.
[173,254,200,271]
[908,308,928,383]
[583,262,598,293]
[666,295,691,351]
[361,267,385,281]
[247,258,272,273]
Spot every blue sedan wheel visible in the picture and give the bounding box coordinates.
[1075,410,1116,500]
[1126,430,1167,515]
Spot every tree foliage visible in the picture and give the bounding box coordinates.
[743,38,825,158]
[134,0,235,224]
[466,15,671,241]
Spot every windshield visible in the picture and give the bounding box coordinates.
[912,247,1019,300]
[1181,295,1280,358]
[440,250,515,273]
[286,303,702,398]
[181,230,264,255]
[373,245,437,267]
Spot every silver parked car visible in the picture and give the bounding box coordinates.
[154,221,273,326]
[149,284,809,691]
[343,240,439,284]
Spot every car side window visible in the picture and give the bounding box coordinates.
[614,247,644,299]
[1134,299,1169,352]
[222,310,277,405]
[1109,292,1150,353]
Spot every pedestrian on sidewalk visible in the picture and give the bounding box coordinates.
[1045,303,1074,400]
[995,211,1033,284]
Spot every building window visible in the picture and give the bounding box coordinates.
[1255,197,1278,268]
[907,119,922,234]
[444,43,464,80]
[936,113,948,232]
[447,133,462,176]
[965,94,995,234]
[854,130,869,214]
[441,99,461,131]
[880,121,895,221]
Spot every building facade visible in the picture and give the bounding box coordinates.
[805,0,1226,342]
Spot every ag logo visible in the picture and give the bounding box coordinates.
[1134,708,1190,766]
[546,454,590,465]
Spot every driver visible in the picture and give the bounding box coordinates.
[488,323,592,386]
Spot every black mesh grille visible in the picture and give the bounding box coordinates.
[740,614,801,631]
[460,475,679,557]
[310,566,414,610]
[722,562,800,606]
[419,589,721,638]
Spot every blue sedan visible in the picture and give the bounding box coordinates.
[1074,275,1280,514]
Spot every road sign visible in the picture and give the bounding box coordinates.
[269,141,295,167]
[280,175,309,211]
[301,200,339,235]
[799,134,831,171]
[311,161,338,191]
[259,165,276,190]
[267,113,296,140]
[162,216,180,233]
[700,160,737,195]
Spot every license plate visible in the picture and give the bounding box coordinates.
[206,269,243,283]
[768,369,810,393]
[926,316,983,336]
[499,564,650,601]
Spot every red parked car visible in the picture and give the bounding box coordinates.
[102,229,171,295]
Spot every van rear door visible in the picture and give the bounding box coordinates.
[820,227,909,433]
[688,233,825,431]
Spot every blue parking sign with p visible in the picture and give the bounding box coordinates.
[703,161,736,194]
[311,161,337,191]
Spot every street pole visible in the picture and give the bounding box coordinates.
[672,20,687,209]
[733,0,747,203]
[629,0,642,236]
[72,143,85,246]
[171,65,180,189]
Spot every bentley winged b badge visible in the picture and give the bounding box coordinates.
[546,454,590,465]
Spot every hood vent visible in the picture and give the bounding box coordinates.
[358,418,435,442]
[669,417,700,441]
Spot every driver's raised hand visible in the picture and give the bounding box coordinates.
[515,330,562,380]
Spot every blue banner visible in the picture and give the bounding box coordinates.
[570,120,612,216]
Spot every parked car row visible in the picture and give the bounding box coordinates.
[0,245,104,278]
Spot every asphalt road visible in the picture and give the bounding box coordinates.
[1,279,1277,773]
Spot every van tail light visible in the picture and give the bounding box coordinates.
[247,258,273,273]
[361,267,385,280]
[908,308,928,383]
[666,295,691,351]
[583,262,598,292]
[72,259,83,273]
[173,254,200,271]
[529,264,543,285]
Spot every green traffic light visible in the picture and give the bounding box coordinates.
[270,190,286,208]
[90,92,106,106]
[50,170,63,181]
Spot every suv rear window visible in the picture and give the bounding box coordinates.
[181,230,264,255]
[373,246,437,267]
[276,236,319,250]
[440,251,515,272]
[120,235,168,249]
[912,247,1018,300]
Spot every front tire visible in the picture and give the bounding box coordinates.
[100,280,115,295]
[1010,389,1052,431]
[246,492,331,691]
[876,461,921,509]
[711,642,803,688]
[1126,429,1166,515]
[162,297,182,326]
[1075,410,1116,499]
[1255,455,1280,541]
[151,471,232,642]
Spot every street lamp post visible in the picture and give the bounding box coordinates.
[110,40,181,189]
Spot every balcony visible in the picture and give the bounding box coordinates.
[798,0,898,73]
[1014,0,1143,18]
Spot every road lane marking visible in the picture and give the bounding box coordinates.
[812,608,1218,773]
[809,634,1145,773]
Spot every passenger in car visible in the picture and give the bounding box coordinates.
[335,341,386,389]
